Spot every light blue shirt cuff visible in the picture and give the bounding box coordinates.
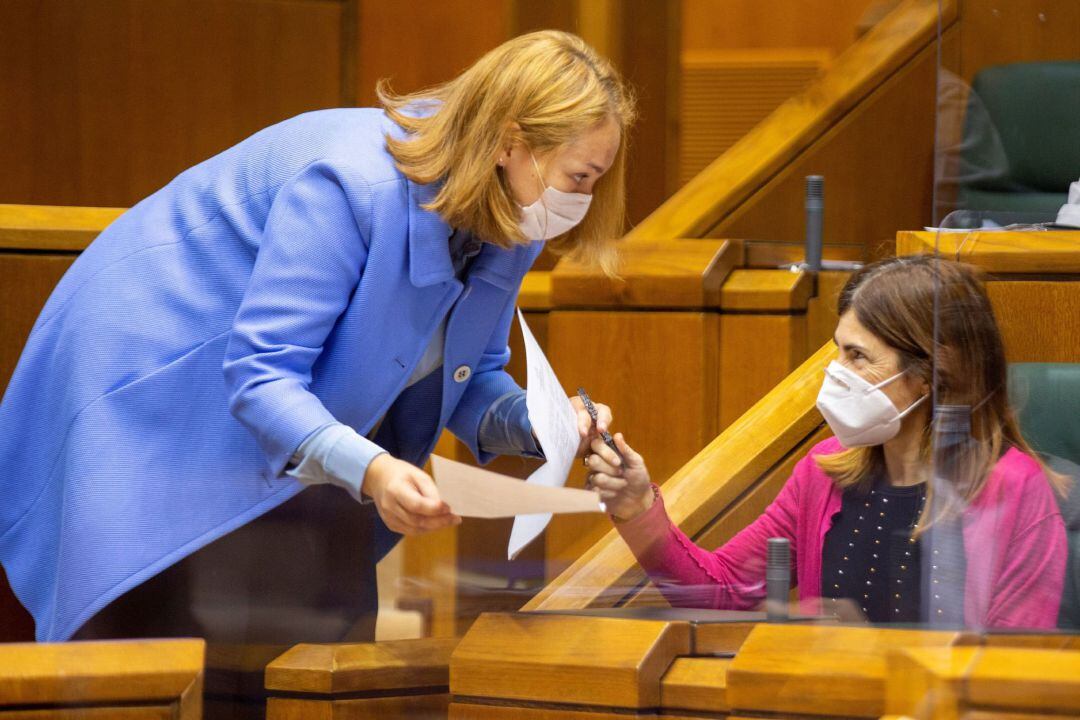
[286,422,386,503]
[478,390,545,459]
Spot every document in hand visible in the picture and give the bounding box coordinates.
[430,455,604,519]
[505,309,582,559]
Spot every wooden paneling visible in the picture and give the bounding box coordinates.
[683,0,880,55]
[449,705,633,720]
[719,314,807,429]
[543,310,721,572]
[607,0,682,224]
[0,639,204,719]
[0,254,76,395]
[711,30,944,259]
[449,612,691,709]
[897,230,1080,363]
[988,282,1080,363]
[957,0,1080,83]
[354,0,509,105]
[806,270,851,356]
[680,50,829,187]
[270,694,448,720]
[0,0,344,207]
[511,1,682,226]
[625,0,952,245]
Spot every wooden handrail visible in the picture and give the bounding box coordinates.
[524,340,834,611]
[0,204,123,251]
[625,0,955,243]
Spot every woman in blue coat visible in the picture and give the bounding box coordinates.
[0,30,635,643]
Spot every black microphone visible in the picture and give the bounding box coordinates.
[804,175,824,274]
[766,537,791,621]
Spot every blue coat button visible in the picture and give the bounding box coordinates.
[453,365,471,383]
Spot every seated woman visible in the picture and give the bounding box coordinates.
[587,256,1068,629]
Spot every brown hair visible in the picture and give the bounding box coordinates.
[379,30,636,275]
[815,255,1067,534]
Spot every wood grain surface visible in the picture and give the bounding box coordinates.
[449,612,690,709]
[0,639,204,717]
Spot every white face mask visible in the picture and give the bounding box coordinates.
[517,152,592,240]
[816,361,928,448]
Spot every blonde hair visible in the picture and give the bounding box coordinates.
[815,256,1068,536]
[378,30,636,275]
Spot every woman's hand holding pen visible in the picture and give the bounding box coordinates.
[584,434,653,521]
[569,394,613,456]
[362,454,461,535]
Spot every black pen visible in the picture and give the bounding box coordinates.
[576,387,624,463]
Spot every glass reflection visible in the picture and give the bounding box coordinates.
[596,256,1069,630]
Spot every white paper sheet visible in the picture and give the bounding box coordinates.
[507,309,582,558]
[430,455,603,518]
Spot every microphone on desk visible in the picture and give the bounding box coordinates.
[804,175,824,274]
[766,537,790,621]
[782,174,861,274]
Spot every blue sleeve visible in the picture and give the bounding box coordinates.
[445,293,523,464]
[223,160,372,477]
[477,390,545,459]
[286,422,385,502]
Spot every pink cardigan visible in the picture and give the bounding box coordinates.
[617,438,1067,629]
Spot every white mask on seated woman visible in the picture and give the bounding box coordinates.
[517,153,592,240]
[816,361,928,447]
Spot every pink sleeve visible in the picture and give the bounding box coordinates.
[985,511,1066,629]
[974,453,1068,629]
[615,467,803,610]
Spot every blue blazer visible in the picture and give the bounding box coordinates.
[0,109,543,641]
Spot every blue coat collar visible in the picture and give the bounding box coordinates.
[407,179,454,287]
[406,178,532,291]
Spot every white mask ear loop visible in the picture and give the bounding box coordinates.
[529,152,549,238]
[896,391,929,419]
[846,364,929,416]
[867,368,907,393]
[873,368,929,417]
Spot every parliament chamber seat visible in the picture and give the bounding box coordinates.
[958,61,1080,216]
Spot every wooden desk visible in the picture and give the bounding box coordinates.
[887,645,1080,719]
[264,637,458,720]
[0,638,204,719]
[443,611,1079,719]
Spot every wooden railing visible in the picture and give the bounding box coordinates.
[525,340,834,611]
[528,229,1080,612]
[627,0,954,259]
